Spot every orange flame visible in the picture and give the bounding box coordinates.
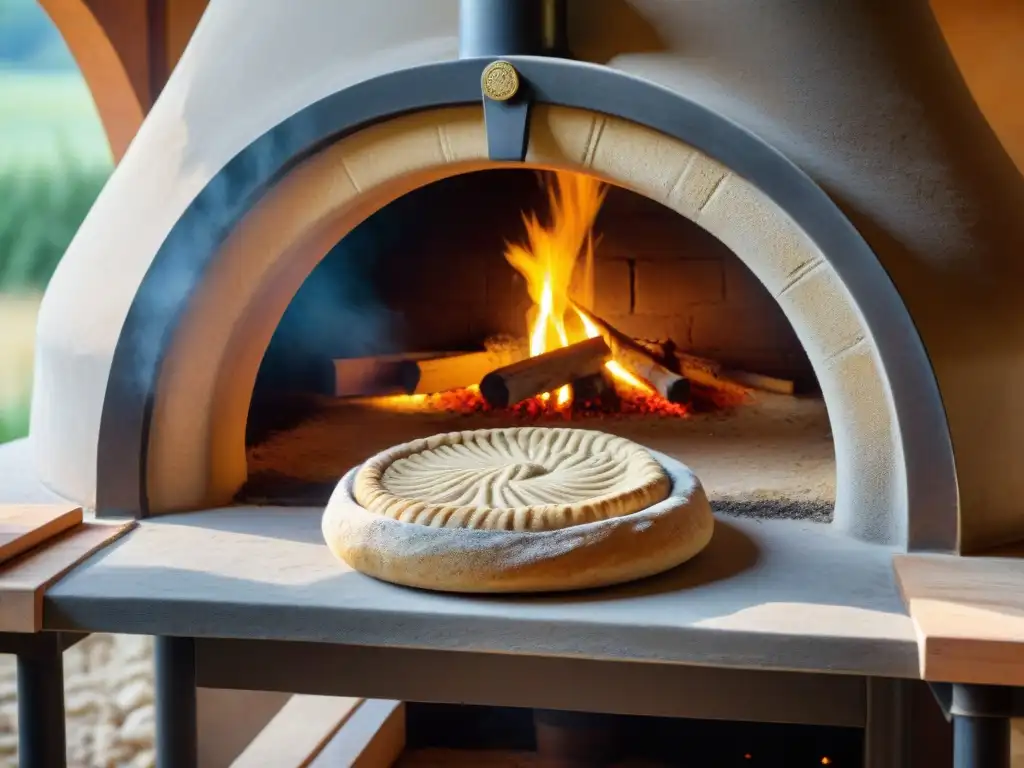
[504,172,653,407]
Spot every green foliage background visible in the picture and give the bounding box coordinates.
[0,0,112,442]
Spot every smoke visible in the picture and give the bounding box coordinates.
[115,119,300,405]
[256,217,400,395]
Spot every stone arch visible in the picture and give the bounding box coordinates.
[38,0,147,161]
[78,58,956,550]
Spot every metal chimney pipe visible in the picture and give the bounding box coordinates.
[459,0,568,59]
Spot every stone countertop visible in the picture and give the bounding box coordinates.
[0,438,918,679]
[43,505,918,679]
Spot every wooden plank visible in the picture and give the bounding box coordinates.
[0,521,135,632]
[893,553,1024,685]
[310,700,405,768]
[230,694,363,768]
[0,505,82,566]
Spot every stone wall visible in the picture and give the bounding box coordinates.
[588,187,810,380]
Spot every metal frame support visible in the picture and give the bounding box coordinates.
[16,633,66,768]
[481,60,531,161]
[155,636,198,768]
[954,715,1010,768]
[929,683,1017,768]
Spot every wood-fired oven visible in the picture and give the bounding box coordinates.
[15,1,1024,765]
[28,0,1024,559]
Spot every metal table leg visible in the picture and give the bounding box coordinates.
[953,714,1010,768]
[16,633,66,768]
[155,636,198,768]
[930,683,1015,768]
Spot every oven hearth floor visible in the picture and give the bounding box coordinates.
[243,392,835,521]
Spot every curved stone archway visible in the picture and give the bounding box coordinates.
[150,103,908,549]
[38,0,147,162]
[34,57,952,550]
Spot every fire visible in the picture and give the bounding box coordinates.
[504,172,653,408]
[358,171,718,420]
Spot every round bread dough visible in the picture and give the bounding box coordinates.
[353,427,671,531]
[323,438,714,594]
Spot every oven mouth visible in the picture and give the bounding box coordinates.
[241,167,834,524]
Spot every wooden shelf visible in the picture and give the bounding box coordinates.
[894,552,1024,686]
[0,512,134,633]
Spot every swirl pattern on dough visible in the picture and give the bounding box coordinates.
[353,428,671,531]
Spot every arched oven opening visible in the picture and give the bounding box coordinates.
[241,168,835,524]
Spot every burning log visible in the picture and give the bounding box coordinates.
[673,352,751,399]
[611,344,691,404]
[571,370,621,413]
[571,304,691,405]
[480,336,611,408]
[334,352,441,397]
[403,350,524,395]
[335,350,523,397]
[723,369,795,396]
[675,352,796,396]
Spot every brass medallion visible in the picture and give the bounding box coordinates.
[481,61,520,102]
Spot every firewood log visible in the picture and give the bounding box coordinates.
[480,337,611,408]
[570,303,691,404]
[673,352,751,398]
[571,370,621,413]
[722,369,795,395]
[334,350,524,397]
[402,350,524,394]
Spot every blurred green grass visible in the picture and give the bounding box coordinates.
[0,161,109,291]
[0,70,112,443]
[0,396,30,445]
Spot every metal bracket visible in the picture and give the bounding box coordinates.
[481,60,531,161]
[929,683,1024,721]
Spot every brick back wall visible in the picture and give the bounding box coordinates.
[590,187,813,380]
[263,170,814,391]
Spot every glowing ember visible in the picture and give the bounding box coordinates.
[361,385,694,419]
